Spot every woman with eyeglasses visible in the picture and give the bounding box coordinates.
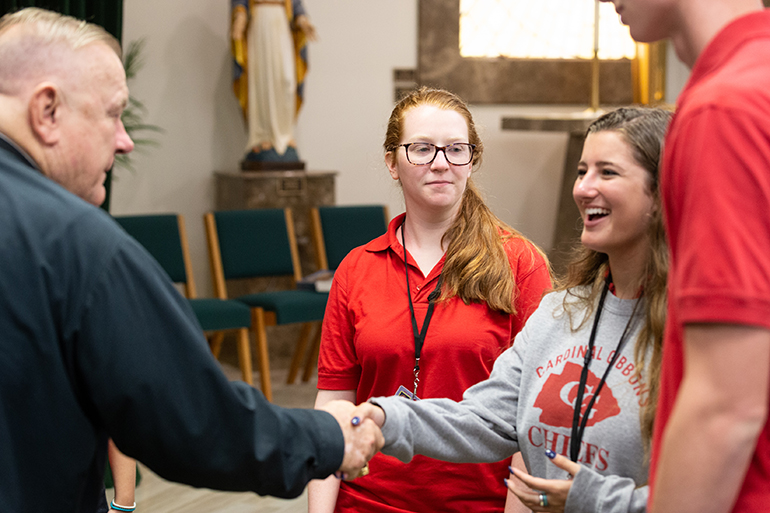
[308,87,552,513]
[348,106,672,513]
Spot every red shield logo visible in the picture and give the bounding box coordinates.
[533,361,621,428]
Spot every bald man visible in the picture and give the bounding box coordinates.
[598,1,770,512]
[0,8,380,511]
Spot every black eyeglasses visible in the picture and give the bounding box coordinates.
[396,142,476,166]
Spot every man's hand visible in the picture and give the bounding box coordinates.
[322,400,383,479]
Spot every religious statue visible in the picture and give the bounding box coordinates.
[230,0,317,168]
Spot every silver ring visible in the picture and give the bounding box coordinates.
[539,492,549,507]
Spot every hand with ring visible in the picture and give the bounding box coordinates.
[505,450,581,512]
[322,400,383,480]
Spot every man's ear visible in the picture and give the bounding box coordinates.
[28,83,62,145]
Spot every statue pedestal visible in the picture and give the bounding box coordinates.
[501,111,601,277]
[215,170,337,365]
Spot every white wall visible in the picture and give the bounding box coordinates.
[118,0,247,295]
[116,1,687,296]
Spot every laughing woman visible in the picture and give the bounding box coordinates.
[354,106,672,513]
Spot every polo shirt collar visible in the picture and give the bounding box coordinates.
[366,212,406,255]
[365,212,447,282]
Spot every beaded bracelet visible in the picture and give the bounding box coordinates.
[110,500,136,512]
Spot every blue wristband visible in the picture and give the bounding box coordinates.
[110,500,136,512]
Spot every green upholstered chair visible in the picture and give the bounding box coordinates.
[204,208,328,401]
[310,205,390,271]
[289,205,390,384]
[113,214,254,386]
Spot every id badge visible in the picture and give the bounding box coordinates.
[395,385,420,401]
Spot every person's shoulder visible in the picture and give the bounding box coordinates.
[537,288,569,310]
[684,33,770,118]
[0,156,128,262]
[501,234,547,271]
[514,289,568,342]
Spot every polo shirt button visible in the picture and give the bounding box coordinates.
[416,285,420,291]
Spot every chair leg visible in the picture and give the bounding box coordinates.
[302,322,323,382]
[209,331,225,359]
[236,327,254,386]
[252,308,273,402]
[287,323,314,385]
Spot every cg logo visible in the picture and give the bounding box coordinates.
[533,361,621,428]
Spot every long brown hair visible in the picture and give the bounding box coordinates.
[384,87,548,314]
[557,106,672,449]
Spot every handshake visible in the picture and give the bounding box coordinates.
[321,400,386,480]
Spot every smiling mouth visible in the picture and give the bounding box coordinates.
[586,207,610,221]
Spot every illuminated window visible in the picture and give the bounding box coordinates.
[417,0,636,104]
[459,0,637,60]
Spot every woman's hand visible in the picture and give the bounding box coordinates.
[505,450,581,513]
[350,401,386,428]
[295,15,317,42]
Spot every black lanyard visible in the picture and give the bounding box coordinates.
[402,221,443,400]
[569,275,641,462]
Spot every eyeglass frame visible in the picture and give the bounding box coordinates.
[394,142,476,166]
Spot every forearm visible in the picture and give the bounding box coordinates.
[308,475,341,513]
[651,325,770,513]
[374,348,521,463]
[652,403,759,513]
[374,390,518,463]
[308,388,356,512]
[78,242,346,497]
[108,439,136,508]
[377,343,522,462]
[504,453,530,513]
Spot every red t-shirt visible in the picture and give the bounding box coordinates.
[318,213,552,512]
[651,10,770,512]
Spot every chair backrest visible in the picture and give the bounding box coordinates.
[311,205,389,270]
[204,208,303,298]
[113,214,197,298]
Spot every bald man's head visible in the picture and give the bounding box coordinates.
[0,8,132,206]
[0,8,120,96]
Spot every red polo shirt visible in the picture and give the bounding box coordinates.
[318,213,552,513]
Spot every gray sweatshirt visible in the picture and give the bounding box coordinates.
[373,289,650,513]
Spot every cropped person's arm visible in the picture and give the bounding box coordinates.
[650,324,770,513]
[504,453,530,513]
[308,389,357,513]
[108,439,136,510]
[76,235,346,497]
